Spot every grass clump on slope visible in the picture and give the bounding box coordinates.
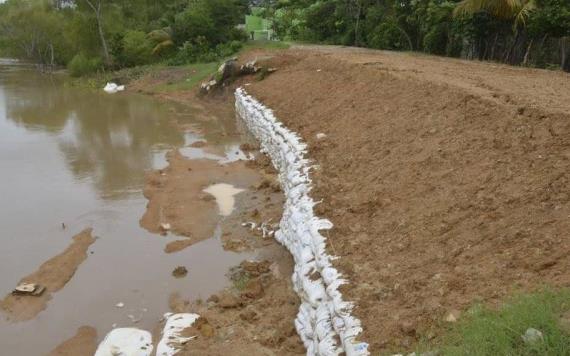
[439,288,570,356]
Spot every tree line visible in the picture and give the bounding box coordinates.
[264,0,570,71]
[0,0,249,75]
[1,0,568,74]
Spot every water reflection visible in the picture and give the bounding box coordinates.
[1,69,185,199]
[0,66,252,355]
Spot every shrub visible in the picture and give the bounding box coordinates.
[168,38,243,66]
[67,53,102,77]
[121,30,153,66]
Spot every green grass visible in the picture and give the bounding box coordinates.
[152,62,219,93]
[241,40,290,51]
[67,40,290,91]
[424,289,570,356]
[231,271,251,291]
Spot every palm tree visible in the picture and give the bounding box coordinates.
[453,0,536,28]
[453,0,536,63]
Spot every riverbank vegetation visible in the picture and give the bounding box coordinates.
[0,0,250,75]
[257,0,570,71]
[420,289,570,355]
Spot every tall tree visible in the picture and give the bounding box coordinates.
[78,0,111,64]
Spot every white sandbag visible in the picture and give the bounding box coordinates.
[235,88,369,356]
[156,313,200,356]
[95,328,153,356]
[104,82,125,94]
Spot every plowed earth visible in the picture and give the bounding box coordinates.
[241,45,570,353]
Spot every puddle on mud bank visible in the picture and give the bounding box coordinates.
[0,66,262,355]
[204,183,245,217]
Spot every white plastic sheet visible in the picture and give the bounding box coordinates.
[94,328,153,356]
[235,88,369,356]
[156,313,200,356]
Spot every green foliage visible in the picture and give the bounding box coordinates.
[437,289,570,356]
[67,53,102,77]
[0,0,248,75]
[368,21,412,51]
[168,39,243,66]
[266,0,570,70]
[120,30,153,66]
[172,0,248,47]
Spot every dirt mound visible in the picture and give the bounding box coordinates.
[245,48,570,352]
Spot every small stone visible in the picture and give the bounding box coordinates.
[206,294,219,303]
[521,328,544,344]
[172,266,188,278]
[239,307,258,322]
[218,291,241,308]
[399,320,416,336]
[444,310,460,323]
[194,318,215,338]
[240,260,271,276]
[242,278,264,299]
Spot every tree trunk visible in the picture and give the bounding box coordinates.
[561,37,570,72]
[490,32,499,61]
[354,1,361,47]
[523,38,533,65]
[504,31,521,64]
[395,25,413,51]
[84,0,110,64]
[95,12,110,64]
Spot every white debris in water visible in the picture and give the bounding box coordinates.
[203,183,244,217]
[242,221,257,229]
[235,88,369,356]
[156,313,200,356]
[115,302,125,308]
[95,328,153,356]
[241,220,277,238]
[103,82,125,94]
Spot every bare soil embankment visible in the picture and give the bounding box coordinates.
[240,46,570,353]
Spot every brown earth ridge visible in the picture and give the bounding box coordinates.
[236,46,570,353]
[1,229,96,322]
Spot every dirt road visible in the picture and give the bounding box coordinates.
[240,45,570,353]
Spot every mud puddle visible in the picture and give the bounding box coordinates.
[0,67,265,355]
[204,183,245,217]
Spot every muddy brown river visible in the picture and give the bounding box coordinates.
[0,65,255,354]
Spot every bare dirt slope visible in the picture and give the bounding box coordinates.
[241,46,570,353]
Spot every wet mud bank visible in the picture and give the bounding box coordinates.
[0,64,303,355]
[1,229,96,322]
[82,70,307,355]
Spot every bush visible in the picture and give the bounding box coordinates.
[121,30,153,66]
[168,38,243,66]
[367,22,412,51]
[67,53,102,77]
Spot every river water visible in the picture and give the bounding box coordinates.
[0,65,253,354]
